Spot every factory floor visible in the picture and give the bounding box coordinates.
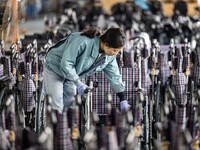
[19,18,45,39]
[19,13,54,39]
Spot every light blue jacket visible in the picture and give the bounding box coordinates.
[45,32,125,93]
[135,0,149,10]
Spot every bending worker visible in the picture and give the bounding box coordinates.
[44,26,131,113]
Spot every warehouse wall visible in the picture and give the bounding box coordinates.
[100,0,198,16]
[101,0,127,14]
[162,2,198,16]
[29,0,199,17]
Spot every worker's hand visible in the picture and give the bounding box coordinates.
[120,100,131,112]
[76,81,88,96]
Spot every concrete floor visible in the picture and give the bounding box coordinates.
[19,16,46,39]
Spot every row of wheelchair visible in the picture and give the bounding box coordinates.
[0,34,200,150]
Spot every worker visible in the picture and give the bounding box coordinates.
[44,26,131,113]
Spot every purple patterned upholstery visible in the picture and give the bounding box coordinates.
[172,72,187,106]
[192,53,200,86]
[159,51,171,86]
[23,63,36,112]
[54,109,73,150]
[89,68,135,115]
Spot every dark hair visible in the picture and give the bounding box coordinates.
[100,28,126,48]
[80,26,102,39]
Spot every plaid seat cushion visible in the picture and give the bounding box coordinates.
[54,109,73,150]
[89,64,153,115]
[159,51,171,86]
[23,63,36,112]
[89,68,135,115]
[172,72,187,106]
[192,53,200,86]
